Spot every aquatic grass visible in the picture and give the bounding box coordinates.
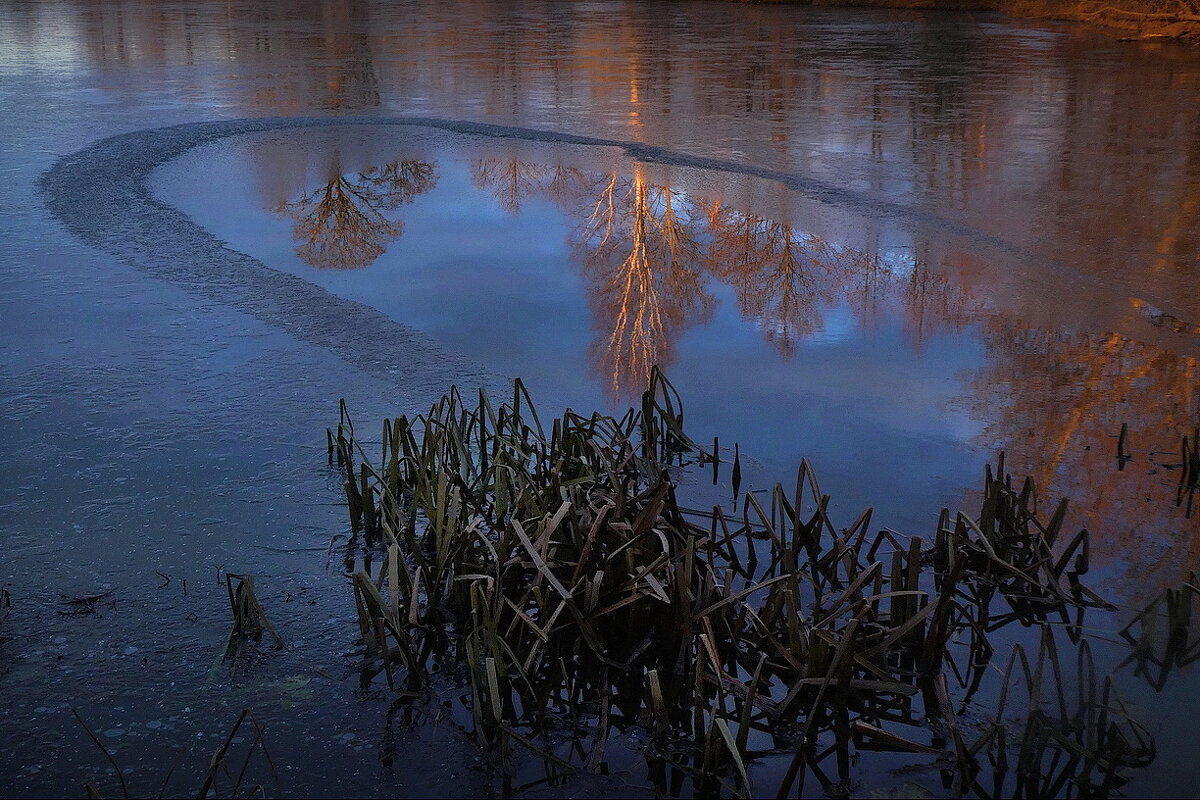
[330,370,1150,797]
[221,574,285,660]
[1117,570,1200,690]
[73,709,130,800]
[970,628,1154,799]
[196,709,278,800]
[74,708,276,800]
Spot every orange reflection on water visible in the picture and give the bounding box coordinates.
[44,0,1200,344]
[28,0,1200,602]
[574,166,714,402]
[970,321,1200,589]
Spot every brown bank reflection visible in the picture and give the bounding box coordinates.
[970,321,1200,590]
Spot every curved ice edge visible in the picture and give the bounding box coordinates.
[35,115,1027,395]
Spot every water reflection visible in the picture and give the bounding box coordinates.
[23,0,1200,418]
[39,0,1200,310]
[467,157,977,401]
[571,166,715,401]
[707,209,836,355]
[256,141,1200,597]
[970,322,1200,581]
[277,158,437,268]
[62,0,1200,591]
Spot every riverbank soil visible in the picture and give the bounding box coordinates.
[1004,0,1200,41]
[798,0,1200,41]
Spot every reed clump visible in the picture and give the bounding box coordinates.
[329,370,1152,797]
[1118,570,1200,690]
[222,573,285,660]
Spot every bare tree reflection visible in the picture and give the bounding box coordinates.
[573,168,714,402]
[279,158,438,269]
[472,158,551,215]
[469,157,977,400]
[547,164,589,201]
[707,205,838,358]
[900,255,981,348]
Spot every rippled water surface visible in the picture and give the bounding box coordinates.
[2,1,1200,797]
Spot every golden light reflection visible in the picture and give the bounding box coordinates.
[470,159,975,401]
[573,165,713,402]
[968,322,1200,592]
[58,0,1200,599]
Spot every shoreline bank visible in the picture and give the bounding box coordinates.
[754,0,1200,43]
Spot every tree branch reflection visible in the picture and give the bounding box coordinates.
[472,158,973,400]
[278,158,438,269]
[573,167,714,403]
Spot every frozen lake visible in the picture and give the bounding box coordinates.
[2,1,1199,796]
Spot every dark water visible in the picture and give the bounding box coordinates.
[2,0,1200,796]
